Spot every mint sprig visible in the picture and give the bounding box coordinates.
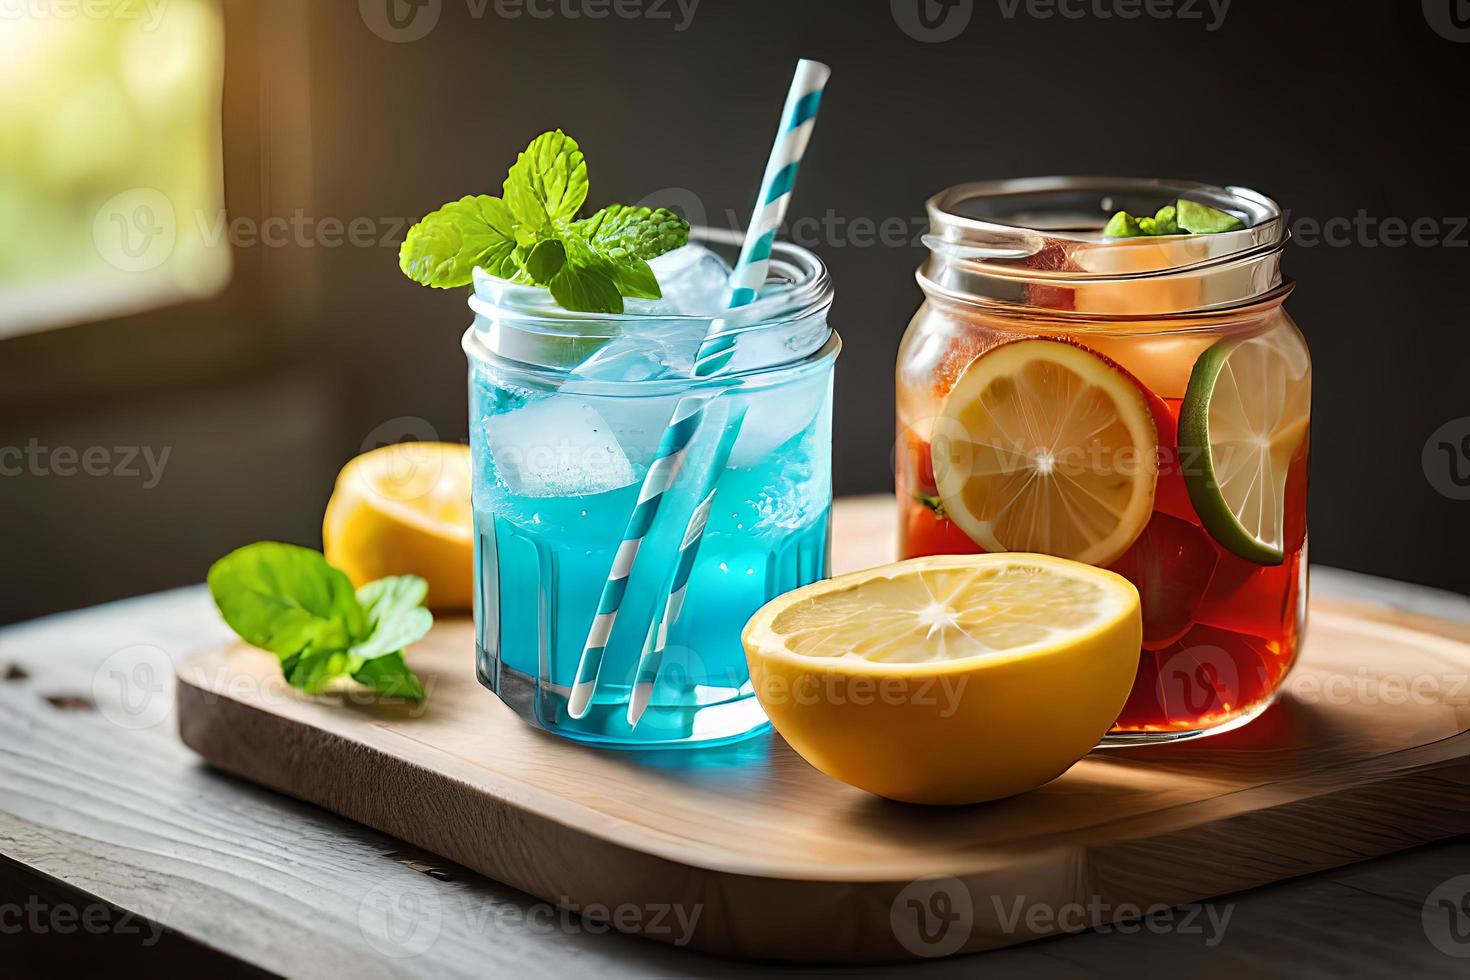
[208,543,430,700]
[398,130,690,313]
[1104,199,1244,238]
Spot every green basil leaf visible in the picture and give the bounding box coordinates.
[352,652,427,701]
[349,576,433,661]
[282,649,363,695]
[208,543,364,658]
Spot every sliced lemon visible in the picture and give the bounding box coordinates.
[743,554,1141,805]
[933,339,1159,568]
[1179,328,1311,565]
[323,443,475,611]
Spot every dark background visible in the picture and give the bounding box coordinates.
[3,0,1468,625]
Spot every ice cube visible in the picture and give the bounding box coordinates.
[572,317,710,382]
[485,397,636,498]
[728,370,831,468]
[645,243,734,316]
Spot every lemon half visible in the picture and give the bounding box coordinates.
[323,443,475,611]
[744,554,1141,805]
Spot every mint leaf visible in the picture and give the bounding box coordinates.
[524,239,567,283]
[1177,199,1245,234]
[1104,211,1142,238]
[398,131,694,313]
[349,576,433,661]
[549,235,625,314]
[353,653,427,701]
[505,130,589,222]
[1105,201,1241,239]
[608,256,661,301]
[208,543,365,658]
[915,492,947,520]
[210,544,430,701]
[1152,204,1180,236]
[282,650,362,695]
[400,195,517,288]
[504,180,551,237]
[574,205,690,262]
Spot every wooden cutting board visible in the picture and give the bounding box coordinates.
[176,498,1470,963]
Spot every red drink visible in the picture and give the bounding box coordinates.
[898,179,1310,741]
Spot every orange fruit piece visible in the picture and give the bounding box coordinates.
[323,443,474,611]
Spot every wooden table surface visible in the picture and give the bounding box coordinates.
[3,498,1468,977]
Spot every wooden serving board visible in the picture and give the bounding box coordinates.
[176,499,1470,963]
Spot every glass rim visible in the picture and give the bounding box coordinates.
[466,230,834,338]
[920,177,1290,315]
[464,328,842,396]
[926,176,1287,269]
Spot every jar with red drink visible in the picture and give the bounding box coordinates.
[897,178,1310,741]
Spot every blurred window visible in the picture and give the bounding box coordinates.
[0,0,228,337]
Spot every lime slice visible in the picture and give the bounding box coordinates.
[1179,329,1310,565]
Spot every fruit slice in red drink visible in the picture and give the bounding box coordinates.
[1114,623,1276,732]
[932,339,1159,567]
[1179,329,1311,565]
[1108,511,1219,650]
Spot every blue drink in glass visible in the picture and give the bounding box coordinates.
[466,238,838,747]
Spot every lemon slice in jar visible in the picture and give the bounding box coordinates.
[932,339,1159,567]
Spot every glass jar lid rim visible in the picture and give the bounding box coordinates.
[926,176,1287,274]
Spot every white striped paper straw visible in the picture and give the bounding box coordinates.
[568,60,830,723]
[627,405,748,725]
[624,60,831,728]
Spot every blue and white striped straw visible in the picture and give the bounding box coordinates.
[625,60,831,727]
[627,405,747,725]
[567,59,831,723]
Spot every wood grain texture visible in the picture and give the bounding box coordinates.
[170,498,1470,963]
[4,498,1469,977]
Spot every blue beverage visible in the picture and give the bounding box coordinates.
[467,239,838,747]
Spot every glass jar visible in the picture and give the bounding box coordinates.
[467,237,839,749]
[896,178,1310,742]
